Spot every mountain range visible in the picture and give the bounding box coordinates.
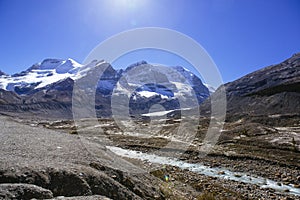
[0,53,299,123]
[0,59,209,119]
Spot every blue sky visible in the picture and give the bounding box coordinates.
[0,0,299,83]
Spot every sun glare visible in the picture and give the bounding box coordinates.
[97,0,150,27]
[110,0,147,11]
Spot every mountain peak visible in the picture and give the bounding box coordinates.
[125,60,148,72]
[0,58,87,94]
[38,58,83,74]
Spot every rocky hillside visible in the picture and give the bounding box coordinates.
[203,53,300,126]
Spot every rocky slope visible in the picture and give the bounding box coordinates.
[202,53,300,126]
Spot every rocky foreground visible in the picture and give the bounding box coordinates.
[0,115,165,200]
[1,115,299,200]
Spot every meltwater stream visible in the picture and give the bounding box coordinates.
[107,146,300,196]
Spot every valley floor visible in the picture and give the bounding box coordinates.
[1,115,300,200]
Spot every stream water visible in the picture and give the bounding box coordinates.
[107,146,300,196]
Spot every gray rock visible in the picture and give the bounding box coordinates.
[0,183,53,199]
[49,196,111,200]
[0,116,163,200]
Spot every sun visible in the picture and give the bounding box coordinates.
[100,0,149,27]
[109,0,147,11]
[84,0,151,29]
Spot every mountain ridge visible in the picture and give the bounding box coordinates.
[1,53,299,123]
[0,59,209,119]
[200,52,300,126]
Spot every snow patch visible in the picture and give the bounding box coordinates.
[138,91,169,99]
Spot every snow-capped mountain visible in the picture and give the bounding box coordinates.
[115,62,209,101]
[0,59,210,118]
[0,58,209,100]
[105,62,210,118]
[0,58,87,95]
